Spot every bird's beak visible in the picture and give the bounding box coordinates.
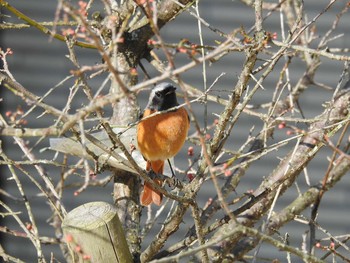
[165,86,176,95]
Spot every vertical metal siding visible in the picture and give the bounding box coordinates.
[1,0,349,261]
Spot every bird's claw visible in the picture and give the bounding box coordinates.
[147,170,164,180]
[164,177,183,190]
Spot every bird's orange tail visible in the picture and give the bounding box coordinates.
[140,160,164,206]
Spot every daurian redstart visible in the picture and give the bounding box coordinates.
[137,83,190,206]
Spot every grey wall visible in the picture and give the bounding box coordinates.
[1,0,349,262]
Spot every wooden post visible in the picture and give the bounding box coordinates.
[62,201,133,263]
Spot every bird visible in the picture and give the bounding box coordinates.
[137,83,190,206]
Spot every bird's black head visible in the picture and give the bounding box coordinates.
[146,83,179,111]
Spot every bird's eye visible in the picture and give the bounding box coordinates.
[155,91,161,97]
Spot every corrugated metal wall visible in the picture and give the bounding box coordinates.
[1,0,349,262]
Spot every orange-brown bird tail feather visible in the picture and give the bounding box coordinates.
[141,179,163,206]
[141,161,164,206]
[141,182,154,206]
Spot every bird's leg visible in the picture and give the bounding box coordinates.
[165,159,184,189]
[167,159,176,177]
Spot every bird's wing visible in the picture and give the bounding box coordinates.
[50,126,174,177]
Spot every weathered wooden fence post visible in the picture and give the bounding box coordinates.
[62,201,133,263]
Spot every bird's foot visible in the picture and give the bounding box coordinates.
[164,177,183,190]
[147,170,165,180]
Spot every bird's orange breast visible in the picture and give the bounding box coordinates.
[137,107,189,162]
